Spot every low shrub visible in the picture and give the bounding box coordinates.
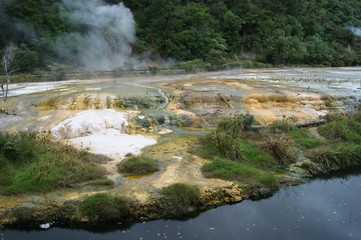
[161,183,199,207]
[216,114,254,139]
[259,134,297,165]
[212,131,245,161]
[117,156,159,176]
[202,158,279,188]
[81,193,130,221]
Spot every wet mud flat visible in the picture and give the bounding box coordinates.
[0,67,360,227]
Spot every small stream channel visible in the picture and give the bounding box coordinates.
[3,171,361,240]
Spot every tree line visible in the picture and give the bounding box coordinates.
[1,0,361,74]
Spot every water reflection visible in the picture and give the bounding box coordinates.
[4,174,361,240]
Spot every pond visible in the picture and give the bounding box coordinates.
[3,172,361,240]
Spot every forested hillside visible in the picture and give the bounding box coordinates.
[1,0,361,72]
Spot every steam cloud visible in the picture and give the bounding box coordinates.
[58,0,139,70]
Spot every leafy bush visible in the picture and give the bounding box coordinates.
[161,183,199,207]
[81,193,130,221]
[0,132,107,194]
[117,156,159,176]
[202,158,278,188]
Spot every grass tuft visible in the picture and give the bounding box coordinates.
[117,156,159,176]
[161,183,199,207]
[81,193,130,221]
[202,157,279,188]
[259,134,297,165]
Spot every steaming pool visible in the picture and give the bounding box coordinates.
[3,172,361,240]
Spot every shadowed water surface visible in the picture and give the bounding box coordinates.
[3,173,361,240]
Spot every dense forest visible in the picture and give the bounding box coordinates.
[1,0,361,72]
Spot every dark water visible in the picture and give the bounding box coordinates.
[3,174,361,240]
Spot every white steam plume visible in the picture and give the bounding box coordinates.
[58,0,137,70]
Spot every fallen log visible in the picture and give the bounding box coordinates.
[294,119,327,128]
[216,92,235,109]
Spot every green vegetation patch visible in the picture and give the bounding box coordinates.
[115,96,165,109]
[0,132,107,194]
[117,156,159,176]
[259,134,297,165]
[202,158,279,189]
[161,183,199,207]
[200,114,277,169]
[265,121,297,134]
[318,114,361,143]
[81,193,130,222]
[306,113,361,171]
[308,144,361,171]
[288,128,322,149]
[171,59,211,72]
[223,61,272,69]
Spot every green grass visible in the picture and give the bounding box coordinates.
[89,179,114,186]
[202,158,279,189]
[303,113,361,173]
[117,156,159,176]
[0,132,107,194]
[318,114,361,144]
[288,128,321,148]
[335,144,361,167]
[307,144,361,170]
[161,183,199,207]
[237,141,276,168]
[81,193,130,221]
[199,133,276,169]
